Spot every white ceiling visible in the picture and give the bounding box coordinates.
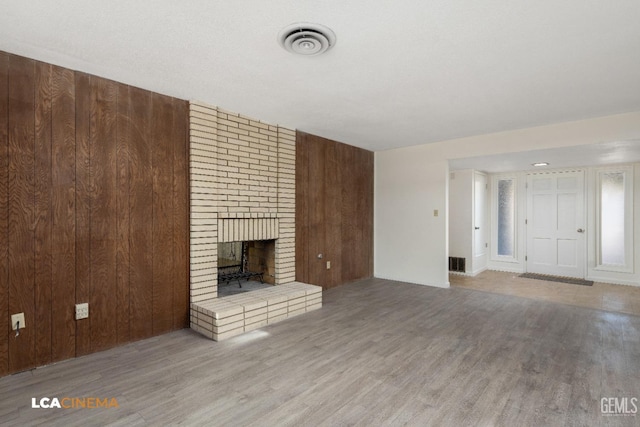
[449,140,640,173]
[1,1,640,151]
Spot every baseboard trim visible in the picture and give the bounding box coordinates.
[373,275,450,289]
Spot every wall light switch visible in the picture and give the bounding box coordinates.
[75,303,89,320]
[11,313,25,330]
[326,261,331,270]
[434,209,439,217]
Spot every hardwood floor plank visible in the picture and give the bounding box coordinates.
[451,269,640,317]
[1,278,639,426]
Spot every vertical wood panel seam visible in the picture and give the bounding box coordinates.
[73,72,77,356]
[30,58,37,365]
[31,58,37,362]
[128,93,132,330]
[48,63,53,363]
[74,72,79,357]
[47,65,52,364]
[151,96,154,331]
[127,86,132,339]
[87,75,92,350]
[0,54,7,374]
[44,63,53,364]
[305,135,310,282]
[116,85,119,341]
[171,102,176,327]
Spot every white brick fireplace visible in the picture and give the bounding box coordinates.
[188,101,321,341]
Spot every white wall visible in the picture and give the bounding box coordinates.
[375,146,450,286]
[448,169,473,263]
[448,169,489,275]
[374,111,640,287]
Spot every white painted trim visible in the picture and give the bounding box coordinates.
[472,171,489,273]
[593,165,634,273]
[586,275,640,287]
[486,264,524,274]
[374,275,451,289]
[524,169,587,278]
[487,163,639,286]
[586,163,640,286]
[450,266,488,277]
[490,174,519,263]
[470,266,488,276]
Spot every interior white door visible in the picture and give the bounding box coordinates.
[473,172,487,259]
[526,171,586,278]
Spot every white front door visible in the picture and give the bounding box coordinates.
[526,171,586,278]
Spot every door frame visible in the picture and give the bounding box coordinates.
[472,171,488,273]
[524,169,588,278]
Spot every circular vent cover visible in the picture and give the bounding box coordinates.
[278,23,336,56]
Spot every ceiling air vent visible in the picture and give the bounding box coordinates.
[278,23,336,56]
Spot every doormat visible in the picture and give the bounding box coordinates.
[519,273,594,286]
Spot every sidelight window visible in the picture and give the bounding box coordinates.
[597,167,633,271]
[497,178,516,257]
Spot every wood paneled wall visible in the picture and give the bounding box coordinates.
[0,51,189,376]
[296,131,374,289]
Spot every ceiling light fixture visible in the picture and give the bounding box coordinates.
[532,162,549,167]
[278,23,336,56]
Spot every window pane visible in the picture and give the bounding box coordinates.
[600,172,625,265]
[497,179,515,257]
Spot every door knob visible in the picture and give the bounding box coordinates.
[577,228,585,233]
[474,227,480,230]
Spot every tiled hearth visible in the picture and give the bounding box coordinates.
[189,101,322,341]
[191,282,322,341]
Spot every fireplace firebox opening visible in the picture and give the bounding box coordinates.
[217,240,276,290]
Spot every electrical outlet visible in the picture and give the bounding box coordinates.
[326,261,331,270]
[75,303,89,320]
[434,209,439,217]
[11,313,25,330]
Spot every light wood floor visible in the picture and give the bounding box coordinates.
[451,270,640,317]
[1,277,639,426]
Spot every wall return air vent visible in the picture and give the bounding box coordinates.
[278,23,336,56]
[449,257,466,273]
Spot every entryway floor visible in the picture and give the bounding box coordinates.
[450,270,640,317]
